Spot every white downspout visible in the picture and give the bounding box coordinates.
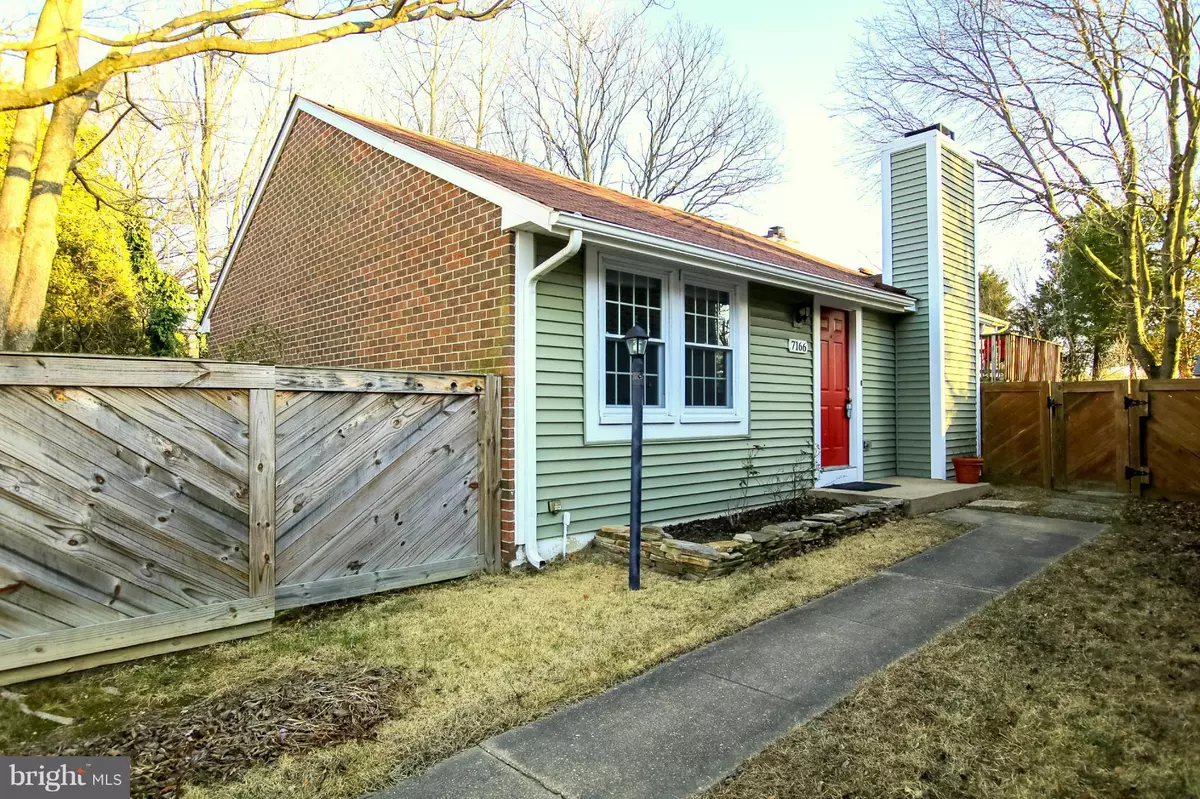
[517,228,583,568]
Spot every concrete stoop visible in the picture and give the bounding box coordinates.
[810,476,993,517]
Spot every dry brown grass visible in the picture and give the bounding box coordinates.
[0,516,963,799]
[707,511,1200,799]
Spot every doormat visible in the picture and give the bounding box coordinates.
[828,481,898,492]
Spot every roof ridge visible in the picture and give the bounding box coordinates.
[313,101,872,280]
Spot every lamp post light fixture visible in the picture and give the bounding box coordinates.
[624,325,649,591]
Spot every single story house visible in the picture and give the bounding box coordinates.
[202,98,979,567]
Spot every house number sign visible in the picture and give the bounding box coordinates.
[786,339,810,355]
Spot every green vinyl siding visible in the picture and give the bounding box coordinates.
[888,144,932,476]
[534,239,816,540]
[861,309,897,479]
[941,145,978,472]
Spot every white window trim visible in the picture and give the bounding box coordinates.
[584,246,750,443]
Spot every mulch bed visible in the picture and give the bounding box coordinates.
[1124,498,1200,534]
[42,666,407,798]
[664,496,844,544]
[1123,499,1200,591]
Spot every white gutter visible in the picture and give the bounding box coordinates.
[515,227,582,569]
[553,214,917,314]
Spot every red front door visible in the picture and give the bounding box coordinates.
[820,308,850,469]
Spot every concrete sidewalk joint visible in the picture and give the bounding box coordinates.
[368,511,1105,799]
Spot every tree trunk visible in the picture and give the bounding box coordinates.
[4,87,96,351]
[0,0,65,345]
[5,0,90,352]
[186,51,217,358]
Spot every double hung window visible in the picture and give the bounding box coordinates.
[587,250,748,441]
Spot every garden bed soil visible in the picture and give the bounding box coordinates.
[663,496,844,544]
[34,666,406,797]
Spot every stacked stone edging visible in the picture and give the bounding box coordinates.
[592,499,906,581]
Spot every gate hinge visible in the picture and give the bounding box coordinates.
[1125,465,1150,479]
[1124,395,1149,410]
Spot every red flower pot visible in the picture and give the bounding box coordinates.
[952,456,984,484]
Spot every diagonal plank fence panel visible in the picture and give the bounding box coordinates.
[982,377,1200,499]
[0,354,499,685]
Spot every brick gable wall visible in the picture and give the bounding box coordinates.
[209,112,518,560]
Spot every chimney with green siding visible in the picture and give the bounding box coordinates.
[881,124,978,480]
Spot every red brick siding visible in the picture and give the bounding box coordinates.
[209,112,518,560]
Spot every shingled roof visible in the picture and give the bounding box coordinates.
[313,103,901,296]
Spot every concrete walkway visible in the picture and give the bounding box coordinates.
[370,510,1105,799]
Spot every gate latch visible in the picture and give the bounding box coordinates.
[1047,396,1061,410]
[1124,395,1149,410]
[1125,466,1150,479]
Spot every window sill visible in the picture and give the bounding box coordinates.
[585,415,749,444]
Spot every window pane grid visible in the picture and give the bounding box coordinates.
[684,285,731,347]
[684,284,732,408]
[598,268,739,415]
[605,269,662,339]
[604,268,664,408]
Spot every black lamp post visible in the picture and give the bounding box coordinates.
[624,325,649,591]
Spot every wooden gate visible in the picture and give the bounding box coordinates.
[1052,380,1130,493]
[0,355,500,684]
[271,368,495,609]
[982,376,1200,499]
[981,382,1052,487]
[1133,380,1200,500]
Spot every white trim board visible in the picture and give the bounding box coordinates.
[925,133,948,479]
[880,148,894,287]
[514,230,539,565]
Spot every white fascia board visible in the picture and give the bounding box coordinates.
[552,215,917,314]
[199,96,556,332]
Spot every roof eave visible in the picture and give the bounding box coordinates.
[552,214,917,314]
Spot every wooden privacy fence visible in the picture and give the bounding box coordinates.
[0,354,501,685]
[980,333,1062,382]
[981,378,1200,499]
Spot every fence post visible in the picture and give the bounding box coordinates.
[1036,381,1054,489]
[1050,381,1066,490]
[477,375,503,573]
[1126,380,1149,495]
[248,386,277,597]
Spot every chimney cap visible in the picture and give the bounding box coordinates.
[765,225,787,241]
[904,123,955,140]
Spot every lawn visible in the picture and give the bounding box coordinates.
[707,499,1200,799]
[0,516,965,799]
